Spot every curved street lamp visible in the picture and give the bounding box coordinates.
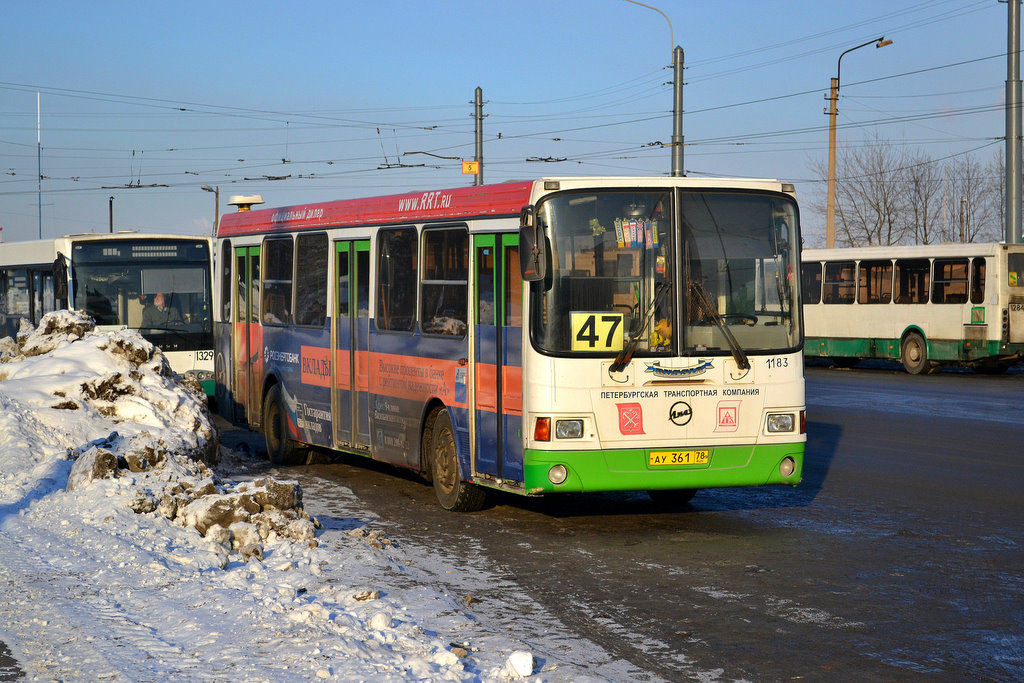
[201,185,219,238]
[825,37,893,248]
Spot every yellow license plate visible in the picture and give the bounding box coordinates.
[649,450,710,467]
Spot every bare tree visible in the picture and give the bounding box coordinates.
[948,154,1002,243]
[984,148,1006,241]
[833,136,908,247]
[901,149,943,245]
[806,142,1012,247]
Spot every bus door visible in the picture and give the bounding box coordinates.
[333,240,371,451]
[472,234,524,481]
[233,245,262,425]
[30,268,56,323]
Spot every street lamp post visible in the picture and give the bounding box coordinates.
[201,185,219,237]
[624,0,683,176]
[825,37,892,248]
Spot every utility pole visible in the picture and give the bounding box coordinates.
[960,197,966,243]
[109,196,114,233]
[825,38,892,249]
[38,91,42,239]
[672,45,684,177]
[825,76,839,248]
[474,87,484,186]
[1006,0,1022,243]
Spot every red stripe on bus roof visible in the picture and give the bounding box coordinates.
[217,181,536,237]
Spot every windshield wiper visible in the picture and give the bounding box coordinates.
[689,281,750,370]
[610,281,671,373]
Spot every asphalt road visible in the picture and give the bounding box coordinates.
[253,363,1024,681]
[7,364,1015,681]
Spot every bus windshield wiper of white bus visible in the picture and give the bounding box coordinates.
[689,279,751,370]
[610,281,672,373]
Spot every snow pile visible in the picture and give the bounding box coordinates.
[0,312,571,681]
[0,310,218,468]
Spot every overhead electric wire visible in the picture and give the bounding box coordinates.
[0,1,1012,201]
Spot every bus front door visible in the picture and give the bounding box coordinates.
[233,246,262,425]
[333,240,371,451]
[472,234,524,482]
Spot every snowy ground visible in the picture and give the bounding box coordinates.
[0,312,630,682]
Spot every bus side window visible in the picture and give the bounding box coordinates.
[377,227,418,333]
[932,258,968,304]
[235,252,247,323]
[859,260,893,304]
[894,259,930,304]
[262,237,294,325]
[295,233,328,327]
[221,240,232,321]
[800,263,822,305]
[420,227,468,336]
[822,261,855,304]
[477,246,495,326]
[505,245,522,327]
[971,257,986,304]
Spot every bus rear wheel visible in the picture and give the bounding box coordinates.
[430,408,486,512]
[900,332,935,375]
[263,384,306,466]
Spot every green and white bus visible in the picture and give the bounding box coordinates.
[0,232,215,393]
[801,243,1024,374]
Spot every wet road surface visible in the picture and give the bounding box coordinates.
[232,365,1024,681]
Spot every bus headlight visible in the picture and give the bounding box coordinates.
[766,413,795,433]
[548,464,568,485]
[779,457,797,478]
[555,419,584,439]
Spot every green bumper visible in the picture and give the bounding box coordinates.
[522,442,804,494]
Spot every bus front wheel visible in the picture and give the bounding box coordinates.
[263,384,306,465]
[430,408,486,512]
[900,332,935,375]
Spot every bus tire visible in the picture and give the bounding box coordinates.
[647,489,698,509]
[430,409,486,512]
[900,332,931,375]
[419,407,439,483]
[263,384,305,466]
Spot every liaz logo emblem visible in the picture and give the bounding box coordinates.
[669,401,693,426]
[645,359,712,378]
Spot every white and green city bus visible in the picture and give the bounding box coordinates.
[214,176,806,510]
[801,242,1024,374]
[0,232,215,394]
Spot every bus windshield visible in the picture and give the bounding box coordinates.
[70,239,212,352]
[531,189,801,357]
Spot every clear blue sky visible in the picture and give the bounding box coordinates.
[0,0,1010,245]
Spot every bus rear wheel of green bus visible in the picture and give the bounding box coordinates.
[430,408,486,512]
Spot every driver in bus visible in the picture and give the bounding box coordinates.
[141,292,184,327]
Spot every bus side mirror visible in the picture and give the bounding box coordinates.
[518,205,547,282]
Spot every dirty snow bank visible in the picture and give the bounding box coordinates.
[0,312,567,681]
